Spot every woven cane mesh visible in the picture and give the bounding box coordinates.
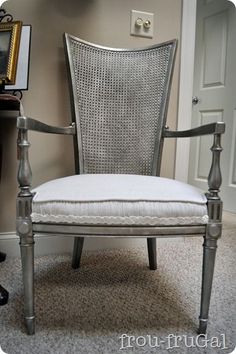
[68,37,173,175]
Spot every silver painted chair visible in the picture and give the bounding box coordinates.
[16,33,225,335]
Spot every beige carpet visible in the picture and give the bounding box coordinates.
[0,214,235,353]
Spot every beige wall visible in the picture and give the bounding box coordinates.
[0,0,182,233]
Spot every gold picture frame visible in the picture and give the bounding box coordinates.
[0,21,22,85]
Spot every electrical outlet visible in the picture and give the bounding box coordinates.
[130,10,154,38]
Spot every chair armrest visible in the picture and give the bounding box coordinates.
[17,116,76,135]
[163,122,225,138]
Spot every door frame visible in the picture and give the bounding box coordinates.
[175,0,197,182]
[176,0,236,182]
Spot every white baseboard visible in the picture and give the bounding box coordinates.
[0,232,147,258]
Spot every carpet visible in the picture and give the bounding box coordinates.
[0,219,235,353]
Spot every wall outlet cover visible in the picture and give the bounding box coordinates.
[130,10,154,38]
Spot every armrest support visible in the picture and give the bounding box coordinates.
[17,116,76,135]
[163,122,225,138]
[163,121,225,220]
[17,117,75,198]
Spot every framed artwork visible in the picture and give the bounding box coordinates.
[6,25,32,91]
[0,21,22,85]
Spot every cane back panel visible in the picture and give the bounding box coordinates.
[64,34,177,176]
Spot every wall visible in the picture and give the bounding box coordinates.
[0,0,182,255]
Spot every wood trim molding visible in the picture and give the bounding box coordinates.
[175,0,197,182]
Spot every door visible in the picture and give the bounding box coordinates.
[188,0,236,212]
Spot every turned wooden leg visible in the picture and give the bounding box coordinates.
[198,199,222,334]
[198,221,221,335]
[19,228,35,335]
[198,130,224,334]
[198,236,218,334]
[17,195,35,335]
[17,128,35,334]
[147,238,157,270]
[72,237,84,269]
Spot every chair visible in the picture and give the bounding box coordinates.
[16,33,225,335]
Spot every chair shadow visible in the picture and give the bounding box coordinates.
[9,249,198,334]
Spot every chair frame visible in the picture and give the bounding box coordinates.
[16,39,225,335]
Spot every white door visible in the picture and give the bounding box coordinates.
[188,0,236,213]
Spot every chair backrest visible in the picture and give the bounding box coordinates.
[64,33,177,176]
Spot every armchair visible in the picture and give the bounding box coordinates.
[16,34,225,335]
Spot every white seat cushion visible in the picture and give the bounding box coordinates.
[31,174,208,226]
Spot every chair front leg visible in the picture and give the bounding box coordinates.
[17,196,35,335]
[199,131,223,334]
[16,128,35,334]
[199,224,221,334]
[147,238,157,270]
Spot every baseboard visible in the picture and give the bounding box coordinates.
[0,232,146,258]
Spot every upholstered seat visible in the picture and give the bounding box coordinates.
[32,174,208,226]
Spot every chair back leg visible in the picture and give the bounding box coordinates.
[72,237,84,269]
[147,238,157,270]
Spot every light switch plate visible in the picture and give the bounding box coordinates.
[130,10,154,38]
